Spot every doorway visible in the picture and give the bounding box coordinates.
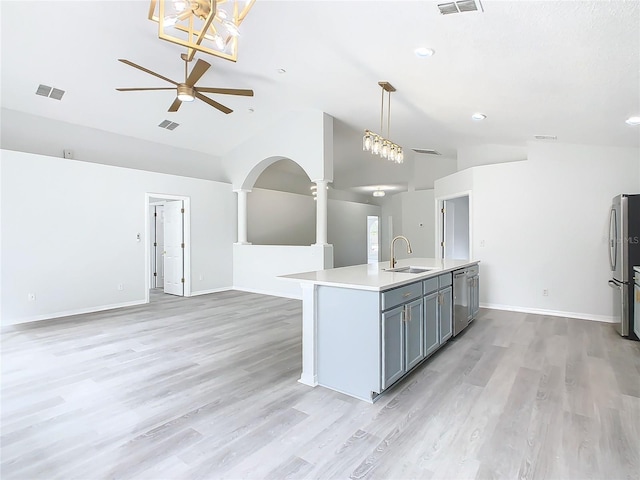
[367,216,380,264]
[438,194,471,260]
[145,193,192,303]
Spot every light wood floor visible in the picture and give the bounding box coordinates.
[1,290,639,480]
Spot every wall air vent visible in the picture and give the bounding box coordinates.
[412,148,442,155]
[438,0,483,15]
[35,84,65,100]
[158,120,180,130]
[534,135,557,140]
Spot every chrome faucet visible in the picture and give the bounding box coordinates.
[390,235,412,269]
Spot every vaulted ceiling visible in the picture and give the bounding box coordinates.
[1,0,639,193]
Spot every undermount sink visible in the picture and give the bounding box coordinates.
[386,266,435,274]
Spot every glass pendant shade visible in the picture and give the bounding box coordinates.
[389,145,397,162]
[372,136,381,154]
[397,148,404,163]
[363,131,372,151]
[381,141,389,159]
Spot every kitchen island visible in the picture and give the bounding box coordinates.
[281,258,480,402]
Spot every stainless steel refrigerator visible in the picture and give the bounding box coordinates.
[608,194,640,339]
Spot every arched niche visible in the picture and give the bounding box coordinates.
[247,158,316,246]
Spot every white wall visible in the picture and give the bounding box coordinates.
[245,187,382,267]
[248,188,315,245]
[435,142,640,322]
[1,150,235,325]
[457,144,527,171]
[0,109,227,182]
[233,244,332,299]
[397,190,436,261]
[328,199,381,267]
[222,111,334,189]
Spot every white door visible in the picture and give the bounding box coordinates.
[163,201,184,296]
[367,216,380,264]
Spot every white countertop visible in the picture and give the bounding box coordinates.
[280,258,479,292]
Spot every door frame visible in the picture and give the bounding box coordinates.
[144,193,191,303]
[435,191,473,260]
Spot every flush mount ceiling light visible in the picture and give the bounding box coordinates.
[414,47,435,58]
[362,82,404,164]
[626,116,640,126]
[148,0,255,62]
[373,190,386,197]
[471,112,486,121]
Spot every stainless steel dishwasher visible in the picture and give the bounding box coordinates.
[453,269,469,336]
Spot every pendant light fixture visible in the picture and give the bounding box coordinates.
[363,81,403,164]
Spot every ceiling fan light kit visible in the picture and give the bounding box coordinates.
[116,56,254,114]
[148,0,255,62]
[362,82,404,164]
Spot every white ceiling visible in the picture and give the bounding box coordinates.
[1,0,639,192]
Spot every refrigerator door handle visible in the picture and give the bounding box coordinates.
[609,279,622,289]
[608,206,617,272]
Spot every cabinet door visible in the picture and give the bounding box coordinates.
[424,292,440,356]
[404,298,424,370]
[439,286,453,343]
[382,306,404,390]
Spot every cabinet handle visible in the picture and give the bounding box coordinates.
[407,305,411,322]
[403,292,412,298]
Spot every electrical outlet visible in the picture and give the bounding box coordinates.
[117,284,124,291]
[27,293,36,302]
[480,240,485,247]
[543,289,549,296]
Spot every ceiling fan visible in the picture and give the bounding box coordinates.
[116,53,253,114]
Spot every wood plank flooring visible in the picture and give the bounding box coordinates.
[1,290,639,479]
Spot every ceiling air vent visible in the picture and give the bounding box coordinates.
[438,0,483,15]
[158,120,180,130]
[412,148,442,156]
[35,84,65,100]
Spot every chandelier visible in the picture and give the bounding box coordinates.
[362,81,404,164]
[148,0,255,62]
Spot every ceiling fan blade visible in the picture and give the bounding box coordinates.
[168,98,182,112]
[118,59,179,86]
[194,92,232,114]
[195,87,254,97]
[186,59,211,87]
[116,87,176,91]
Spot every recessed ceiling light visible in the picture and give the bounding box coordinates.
[534,135,557,140]
[248,107,255,113]
[373,190,386,197]
[277,68,286,74]
[471,112,486,121]
[414,47,435,58]
[626,116,640,126]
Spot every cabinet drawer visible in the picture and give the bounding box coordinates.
[467,264,479,276]
[438,272,452,289]
[423,277,439,295]
[382,282,422,311]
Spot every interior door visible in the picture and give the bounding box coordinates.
[163,200,184,296]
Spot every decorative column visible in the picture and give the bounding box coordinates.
[234,189,251,245]
[314,179,329,246]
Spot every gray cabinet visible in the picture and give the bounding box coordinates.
[404,298,424,370]
[439,286,453,342]
[381,282,423,390]
[382,306,404,389]
[424,291,440,356]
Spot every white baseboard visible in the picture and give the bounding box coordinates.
[481,303,616,323]
[298,373,318,387]
[3,299,147,326]
[189,287,232,297]
[232,286,302,300]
